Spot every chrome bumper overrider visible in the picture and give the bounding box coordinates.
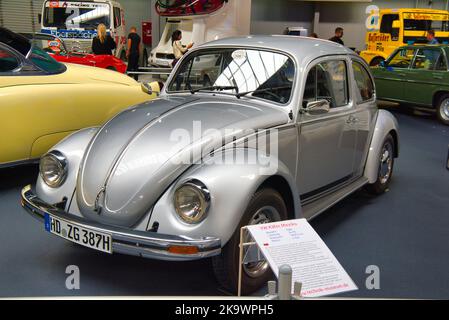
[21,185,221,261]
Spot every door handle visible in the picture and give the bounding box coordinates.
[433,75,443,80]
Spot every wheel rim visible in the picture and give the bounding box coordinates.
[439,98,449,121]
[379,141,393,185]
[243,206,280,278]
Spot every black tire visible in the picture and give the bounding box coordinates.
[436,94,449,125]
[212,188,288,295]
[367,134,395,194]
[370,57,385,67]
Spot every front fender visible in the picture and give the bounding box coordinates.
[35,127,99,211]
[364,109,399,183]
[149,148,301,246]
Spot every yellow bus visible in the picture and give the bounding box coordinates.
[360,8,449,66]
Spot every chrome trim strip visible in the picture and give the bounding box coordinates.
[21,185,221,261]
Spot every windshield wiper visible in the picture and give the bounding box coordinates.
[236,86,292,99]
[192,85,239,94]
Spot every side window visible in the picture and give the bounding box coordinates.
[387,48,415,68]
[114,7,122,28]
[352,61,374,103]
[380,14,400,40]
[303,60,349,109]
[0,48,20,72]
[413,49,442,70]
[435,53,448,71]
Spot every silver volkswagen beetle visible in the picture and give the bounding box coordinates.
[21,36,399,294]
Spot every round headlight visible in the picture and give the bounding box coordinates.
[174,180,210,224]
[39,151,68,188]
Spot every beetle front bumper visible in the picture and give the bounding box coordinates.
[21,185,221,261]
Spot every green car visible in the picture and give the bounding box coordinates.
[372,44,449,125]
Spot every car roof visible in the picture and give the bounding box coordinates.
[198,35,356,63]
[400,44,449,50]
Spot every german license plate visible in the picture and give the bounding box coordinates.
[44,213,112,254]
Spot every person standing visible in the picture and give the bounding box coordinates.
[126,26,141,80]
[172,30,193,68]
[329,27,345,46]
[427,30,439,44]
[92,23,116,55]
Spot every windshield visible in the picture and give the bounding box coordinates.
[29,46,66,74]
[167,49,295,105]
[43,1,110,30]
[403,13,449,32]
[24,35,68,55]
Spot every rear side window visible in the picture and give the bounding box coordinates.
[0,48,20,72]
[352,61,374,103]
[435,53,448,71]
[413,48,444,70]
[303,60,349,109]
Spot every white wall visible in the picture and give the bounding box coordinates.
[121,0,152,37]
[250,0,314,35]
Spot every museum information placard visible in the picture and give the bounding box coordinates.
[246,219,357,297]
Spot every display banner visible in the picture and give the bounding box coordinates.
[246,219,357,298]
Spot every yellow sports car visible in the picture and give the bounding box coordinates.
[0,28,158,168]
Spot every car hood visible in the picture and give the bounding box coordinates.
[76,95,289,227]
[0,63,137,88]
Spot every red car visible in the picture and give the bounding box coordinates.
[22,33,127,73]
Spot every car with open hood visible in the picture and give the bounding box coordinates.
[0,27,158,168]
[21,35,399,294]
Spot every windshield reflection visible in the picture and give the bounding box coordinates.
[168,49,295,104]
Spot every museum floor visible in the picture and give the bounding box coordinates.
[1,105,448,299]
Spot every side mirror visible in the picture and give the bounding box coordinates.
[303,99,330,115]
[141,81,162,96]
[38,14,42,24]
[141,82,153,95]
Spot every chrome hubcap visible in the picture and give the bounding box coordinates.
[243,206,280,278]
[440,98,449,121]
[379,142,393,184]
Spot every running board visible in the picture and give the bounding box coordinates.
[301,177,369,220]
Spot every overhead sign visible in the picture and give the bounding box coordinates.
[246,219,358,298]
[403,13,449,21]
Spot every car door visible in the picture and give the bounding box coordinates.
[297,57,358,200]
[403,47,447,106]
[350,60,378,176]
[0,44,30,165]
[374,47,416,102]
